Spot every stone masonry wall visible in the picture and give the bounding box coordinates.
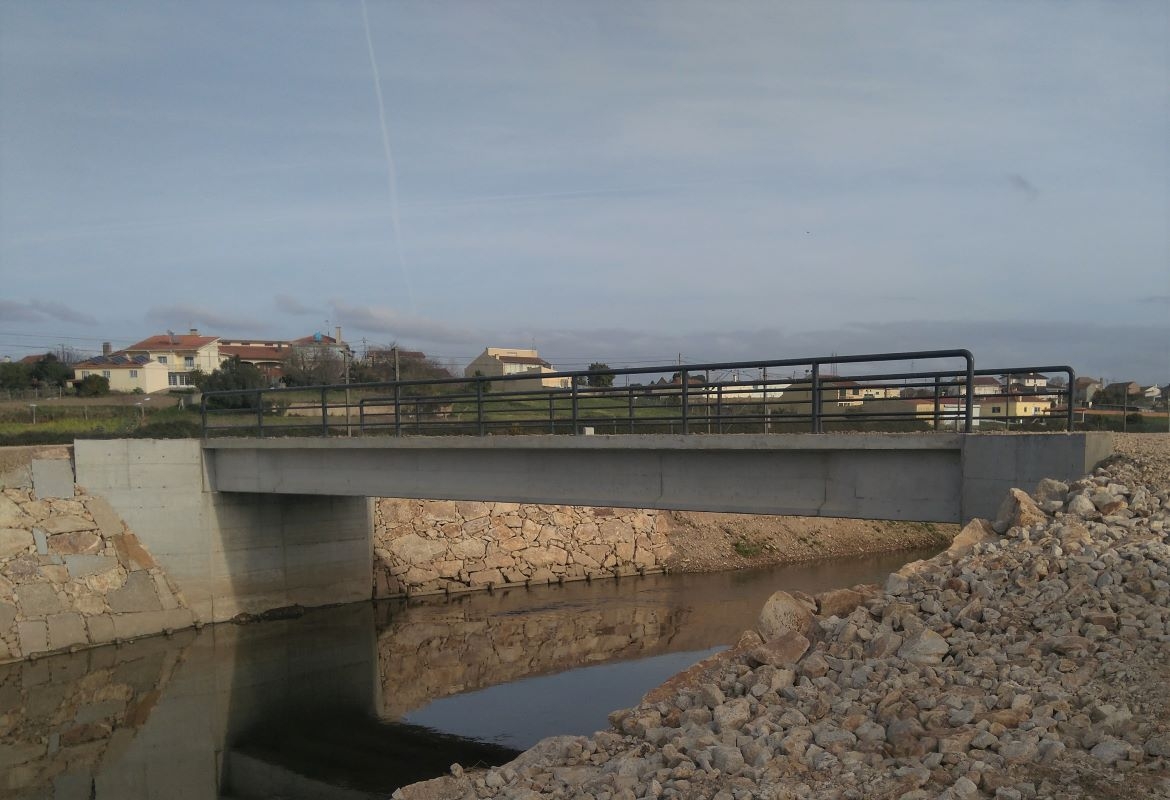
[373,499,674,597]
[0,449,195,664]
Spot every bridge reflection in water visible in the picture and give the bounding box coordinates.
[0,547,935,799]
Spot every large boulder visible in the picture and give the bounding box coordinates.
[757,590,814,641]
[947,518,998,558]
[992,488,1048,533]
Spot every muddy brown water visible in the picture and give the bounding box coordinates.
[0,547,937,798]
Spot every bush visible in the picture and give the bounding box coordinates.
[74,374,110,397]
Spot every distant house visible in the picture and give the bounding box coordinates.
[980,395,1057,420]
[1073,377,1102,406]
[464,347,571,391]
[946,376,1003,397]
[1006,372,1049,390]
[73,353,171,394]
[71,328,352,393]
[108,329,222,389]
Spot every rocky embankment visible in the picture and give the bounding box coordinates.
[397,435,1170,799]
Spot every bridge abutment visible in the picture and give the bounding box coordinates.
[74,439,372,623]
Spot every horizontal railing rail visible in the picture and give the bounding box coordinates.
[199,350,1076,439]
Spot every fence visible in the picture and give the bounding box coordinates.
[200,350,1076,439]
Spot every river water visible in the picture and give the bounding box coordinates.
[0,547,936,799]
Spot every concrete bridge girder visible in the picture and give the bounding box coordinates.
[203,433,1112,524]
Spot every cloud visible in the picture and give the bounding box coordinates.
[1137,295,1170,305]
[0,301,48,323]
[274,293,318,316]
[29,299,98,325]
[330,301,479,346]
[1007,173,1039,200]
[144,304,270,333]
[0,299,97,325]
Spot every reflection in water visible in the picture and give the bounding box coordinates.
[0,547,935,798]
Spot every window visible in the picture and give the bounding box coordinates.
[184,356,194,368]
[82,371,90,377]
[991,406,1002,414]
[168,372,193,387]
[158,356,168,364]
[129,370,138,378]
[102,370,111,379]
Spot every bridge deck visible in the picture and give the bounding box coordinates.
[204,432,1111,523]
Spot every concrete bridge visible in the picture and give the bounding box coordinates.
[202,432,1109,523]
[73,432,1111,624]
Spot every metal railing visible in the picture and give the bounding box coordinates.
[199,350,1076,439]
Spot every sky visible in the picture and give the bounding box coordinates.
[1,1,1167,383]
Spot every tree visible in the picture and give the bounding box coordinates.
[586,362,615,388]
[0,362,31,390]
[202,357,267,408]
[281,345,346,386]
[30,354,72,388]
[74,374,110,397]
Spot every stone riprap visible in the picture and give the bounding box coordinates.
[374,499,673,597]
[394,441,1170,799]
[0,452,194,663]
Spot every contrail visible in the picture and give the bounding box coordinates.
[359,0,416,310]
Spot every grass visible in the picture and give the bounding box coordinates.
[0,404,202,446]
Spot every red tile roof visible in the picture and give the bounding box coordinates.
[125,334,219,351]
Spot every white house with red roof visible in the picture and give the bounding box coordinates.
[71,328,352,392]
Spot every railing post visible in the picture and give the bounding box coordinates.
[932,376,941,431]
[549,393,556,434]
[256,391,264,438]
[394,384,402,437]
[811,363,821,433]
[1065,368,1076,431]
[321,388,329,437]
[681,371,690,434]
[200,396,208,439]
[476,380,485,436]
[716,385,724,434]
[964,356,974,433]
[628,387,635,433]
[571,381,579,434]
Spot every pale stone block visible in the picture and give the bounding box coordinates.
[17,620,48,654]
[64,555,118,578]
[86,614,116,644]
[82,495,125,538]
[40,515,96,535]
[0,528,34,559]
[31,527,48,554]
[15,583,64,617]
[0,602,16,632]
[46,613,88,650]
[31,459,75,499]
[107,571,162,614]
